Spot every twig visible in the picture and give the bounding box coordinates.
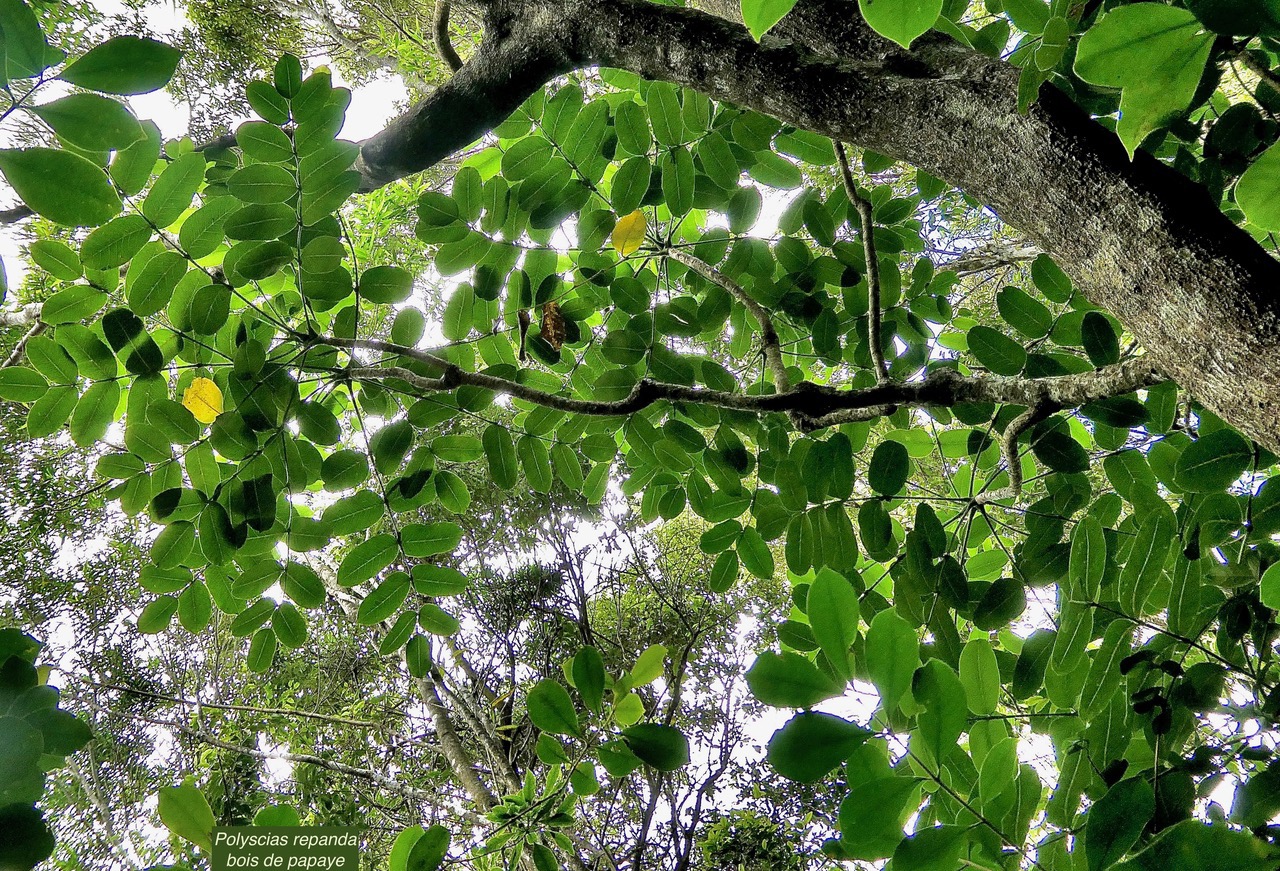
[74,695,438,800]
[63,674,387,729]
[974,403,1051,504]
[667,247,789,393]
[1,319,43,368]
[1239,49,1280,95]
[835,141,888,382]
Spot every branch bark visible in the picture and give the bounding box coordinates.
[835,142,888,383]
[346,0,1280,452]
[329,342,1162,425]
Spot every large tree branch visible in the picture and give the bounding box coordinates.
[355,3,574,190]
[351,0,1280,452]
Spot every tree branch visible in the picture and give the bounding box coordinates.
[835,141,888,382]
[330,340,1163,427]
[1,320,44,369]
[666,247,788,393]
[974,403,1052,505]
[434,0,465,72]
[75,696,438,800]
[355,7,573,190]
[344,0,1280,452]
[0,303,42,328]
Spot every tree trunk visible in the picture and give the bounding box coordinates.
[354,0,1280,452]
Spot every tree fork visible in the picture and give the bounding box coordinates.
[349,0,1280,452]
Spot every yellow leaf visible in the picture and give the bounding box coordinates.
[611,209,646,256]
[182,377,223,424]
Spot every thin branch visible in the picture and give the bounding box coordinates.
[1,319,43,368]
[75,696,437,800]
[434,0,464,72]
[667,247,788,393]
[974,403,1051,504]
[0,302,41,328]
[65,675,387,729]
[327,337,1162,427]
[0,204,33,224]
[835,141,888,382]
[1239,49,1280,95]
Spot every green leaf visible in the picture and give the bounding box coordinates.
[646,81,683,147]
[1174,429,1252,492]
[958,637,1000,715]
[1086,778,1155,871]
[857,0,944,48]
[0,367,47,402]
[973,577,1027,630]
[111,120,161,195]
[621,723,690,771]
[157,783,215,851]
[0,148,121,226]
[807,567,859,681]
[913,659,966,765]
[337,534,398,587]
[736,526,774,579]
[271,602,306,649]
[26,384,77,437]
[401,522,462,558]
[0,0,53,80]
[629,643,666,686]
[1030,253,1072,302]
[766,711,870,782]
[404,824,449,871]
[1118,509,1174,617]
[137,594,179,633]
[29,93,142,151]
[432,434,483,463]
[59,36,181,94]
[225,203,295,240]
[1069,515,1106,600]
[996,286,1053,339]
[360,265,413,304]
[1082,312,1121,366]
[40,285,105,325]
[357,573,411,625]
[81,214,151,270]
[69,381,119,447]
[126,250,186,316]
[838,775,920,860]
[1113,821,1278,871]
[227,163,297,203]
[405,634,432,677]
[1079,619,1133,720]
[741,0,800,39]
[1074,4,1214,156]
[865,608,918,713]
[892,826,965,871]
[482,424,518,490]
[572,646,606,714]
[1238,141,1280,231]
[745,650,841,708]
[1261,562,1280,610]
[246,626,277,672]
[967,325,1026,375]
[869,439,911,495]
[1032,431,1090,474]
[142,152,205,229]
[527,679,582,737]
